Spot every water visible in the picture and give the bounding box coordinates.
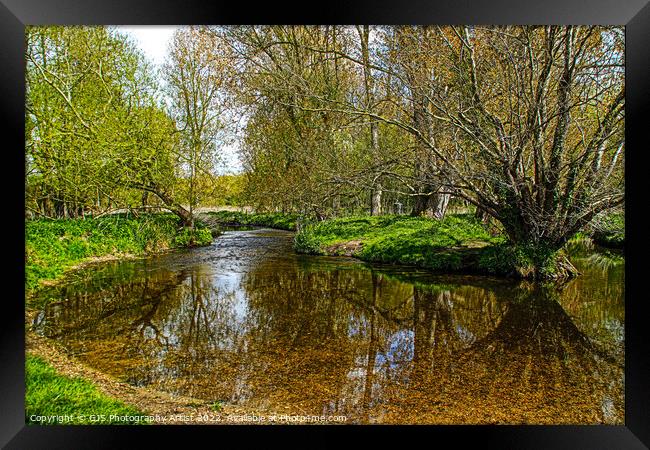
[30,229,624,424]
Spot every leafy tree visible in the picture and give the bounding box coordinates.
[25,26,184,221]
[164,26,231,226]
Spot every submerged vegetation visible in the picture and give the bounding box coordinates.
[26,355,147,425]
[25,214,212,291]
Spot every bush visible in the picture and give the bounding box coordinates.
[293,225,323,254]
[173,227,213,247]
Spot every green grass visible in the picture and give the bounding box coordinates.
[295,214,506,272]
[205,211,300,231]
[25,213,213,291]
[26,355,149,425]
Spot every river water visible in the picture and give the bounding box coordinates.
[30,228,624,424]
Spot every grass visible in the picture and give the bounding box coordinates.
[25,213,213,292]
[25,355,149,425]
[205,211,300,231]
[295,214,506,272]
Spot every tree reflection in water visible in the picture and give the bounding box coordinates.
[31,231,624,424]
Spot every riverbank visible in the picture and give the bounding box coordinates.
[293,213,626,279]
[201,211,299,231]
[25,353,147,425]
[294,214,514,274]
[590,212,625,249]
[199,210,623,278]
[25,214,213,293]
[25,331,279,425]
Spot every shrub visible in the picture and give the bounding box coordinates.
[173,227,213,247]
[293,225,322,254]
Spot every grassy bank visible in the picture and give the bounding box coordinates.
[25,214,212,291]
[26,355,148,425]
[295,214,509,273]
[204,211,299,231]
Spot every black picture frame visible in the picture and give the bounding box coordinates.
[2,0,649,447]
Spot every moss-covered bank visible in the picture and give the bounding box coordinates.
[294,214,583,279]
[295,214,500,271]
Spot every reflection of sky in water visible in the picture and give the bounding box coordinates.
[347,317,367,337]
[456,325,475,344]
[384,330,414,367]
[210,270,248,324]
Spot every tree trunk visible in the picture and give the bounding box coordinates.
[333,194,341,216]
[359,26,383,217]
[140,185,193,226]
[142,191,149,209]
[370,183,382,216]
[500,216,580,280]
[412,187,450,219]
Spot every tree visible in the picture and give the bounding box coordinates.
[25,26,187,222]
[249,25,624,277]
[164,26,230,227]
[391,26,452,218]
[425,26,625,276]
[357,26,383,215]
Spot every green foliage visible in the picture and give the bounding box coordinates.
[206,211,299,231]
[173,226,214,247]
[293,226,323,254]
[591,212,625,248]
[295,214,505,272]
[478,243,566,278]
[564,232,595,255]
[26,26,179,219]
[26,355,148,425]
[203,174,247,206]
[25,214,211,291]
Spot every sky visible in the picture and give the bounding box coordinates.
[115,26,244,175]
[115,25,178,67]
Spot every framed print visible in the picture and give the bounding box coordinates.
[2,0,649,447]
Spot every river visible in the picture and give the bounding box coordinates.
[30,228,625,424]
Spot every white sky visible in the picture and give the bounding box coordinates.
[115,25,179,67]
[115,25,243,174]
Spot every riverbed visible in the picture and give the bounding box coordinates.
[30,228,624,424]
